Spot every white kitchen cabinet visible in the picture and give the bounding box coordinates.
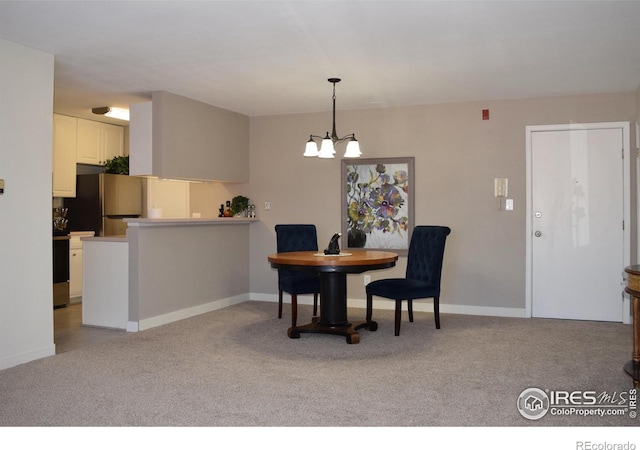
[76,118,124,166]
[69,231,94,299]
[76,118,101,165]
[103,123,125,163]
[69,246,83,299]
[52,114,77,197]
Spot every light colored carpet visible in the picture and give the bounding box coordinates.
[0,301,637,428]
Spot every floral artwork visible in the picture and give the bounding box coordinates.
[341,157,414,254]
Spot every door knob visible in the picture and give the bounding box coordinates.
[534,231,542,237]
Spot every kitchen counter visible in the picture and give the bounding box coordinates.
[81,235,126,242]
[124,217,258,227]
[69,231,95,238]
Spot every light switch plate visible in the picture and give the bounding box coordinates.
[505,198,514,211]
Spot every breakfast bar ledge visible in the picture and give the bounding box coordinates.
[81,217,257,332]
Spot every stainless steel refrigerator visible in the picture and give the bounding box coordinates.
[66,173,142,236]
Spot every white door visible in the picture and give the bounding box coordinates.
[527,123,629,322]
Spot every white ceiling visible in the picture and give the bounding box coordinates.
[1,0,640,123]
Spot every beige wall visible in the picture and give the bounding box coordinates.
[0,39,55,369]
[249,92,636,315]
[637,84,640,134]
[189,182,250,218]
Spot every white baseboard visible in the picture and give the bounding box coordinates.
[126,291,625,333]
[0,344,55,371]
[131,293,250,332]
[249,293,527,318]
[126,292,527,334]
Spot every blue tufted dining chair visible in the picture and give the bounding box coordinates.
[366,226,451,336]
[275,224,321,327]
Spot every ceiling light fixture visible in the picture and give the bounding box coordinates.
[91,106,130,121]
[303,78,361,159]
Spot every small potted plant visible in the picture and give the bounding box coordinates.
[230,195,250,216]
[104,155,130,175]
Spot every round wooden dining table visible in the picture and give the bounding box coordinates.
[268,250,398,343]
[623,265,640,387]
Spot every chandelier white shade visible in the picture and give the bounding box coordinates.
[304,78,361,159]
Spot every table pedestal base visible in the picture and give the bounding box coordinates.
[287,271,379,344]
[623,266,640,388]
[624,360,640,388]
[288,318,377,344]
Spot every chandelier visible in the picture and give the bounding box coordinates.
[303,78,361,159]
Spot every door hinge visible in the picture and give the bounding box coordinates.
[623,220,625,230]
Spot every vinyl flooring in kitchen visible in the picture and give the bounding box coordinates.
[53,301,125,354]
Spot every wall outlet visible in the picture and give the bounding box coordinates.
[364,275,371,286]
